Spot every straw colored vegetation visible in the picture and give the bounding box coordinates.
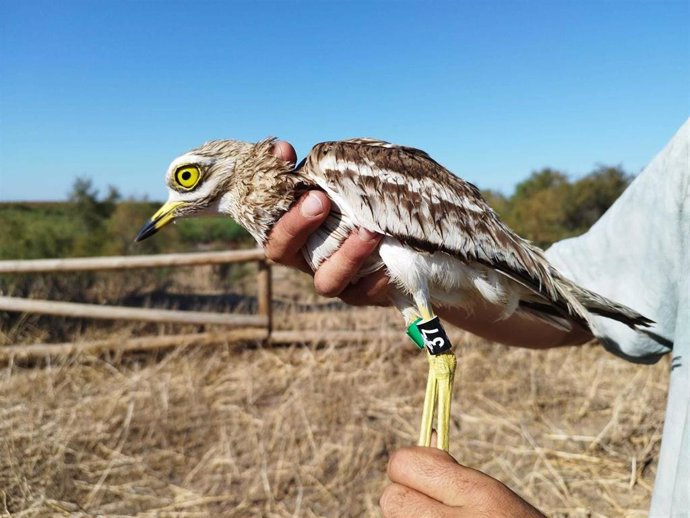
[0,265,669,517]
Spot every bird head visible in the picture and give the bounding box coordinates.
[135,138,294,243]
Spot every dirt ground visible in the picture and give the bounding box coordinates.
[0,267,670,517]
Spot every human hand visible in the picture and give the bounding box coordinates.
[380,446,545,518]
[265,141,391,306]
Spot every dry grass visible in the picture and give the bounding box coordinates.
[0,267,669,517]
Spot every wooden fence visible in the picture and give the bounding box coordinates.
[0,250,465,360]
[0,249,276,358]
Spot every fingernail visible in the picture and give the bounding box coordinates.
[359,228,378,242]
[300,192,324,218]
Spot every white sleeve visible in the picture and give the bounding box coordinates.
[545,118,689,363]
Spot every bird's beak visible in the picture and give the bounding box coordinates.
[134,201,185,242]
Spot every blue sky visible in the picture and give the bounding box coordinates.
[1,0,688,201]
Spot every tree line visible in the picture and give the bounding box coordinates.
[0,179,250,260]
[482,165,631,248]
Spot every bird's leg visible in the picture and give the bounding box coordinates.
[430,351,456,451]
[406,293,457,452]
[419,352,438,448]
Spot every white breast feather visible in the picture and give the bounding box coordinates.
[304,211,355,271]
[376,237,522,318]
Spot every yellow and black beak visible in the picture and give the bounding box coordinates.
[134,201,185,242]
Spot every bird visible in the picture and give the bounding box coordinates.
[135,137,653,452]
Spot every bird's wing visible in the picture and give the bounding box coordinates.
[299,139,586,320]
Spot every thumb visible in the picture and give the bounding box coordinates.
[272,140,297,166]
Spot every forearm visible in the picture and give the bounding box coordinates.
[436,301,593,348]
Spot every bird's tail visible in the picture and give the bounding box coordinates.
[563,279,654,330]
[517,272,654,333]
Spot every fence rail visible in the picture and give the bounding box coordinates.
[0,249,266,273]
[0,296,269,327]
[0,329,465,361]
[0,249,274,356]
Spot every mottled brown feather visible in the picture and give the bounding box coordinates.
[298,139,592,323]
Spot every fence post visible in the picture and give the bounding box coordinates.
[256,260,272,335]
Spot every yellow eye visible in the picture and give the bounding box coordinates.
[174,166,201,190]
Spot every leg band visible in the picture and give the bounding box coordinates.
[407,316,452,355]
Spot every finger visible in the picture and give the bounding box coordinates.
[265,191,330,271]
[380,483,454,518]
[338,269,391,306]
[313,228,382,297]
[272,140,297,165]
[387,447,497,508]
